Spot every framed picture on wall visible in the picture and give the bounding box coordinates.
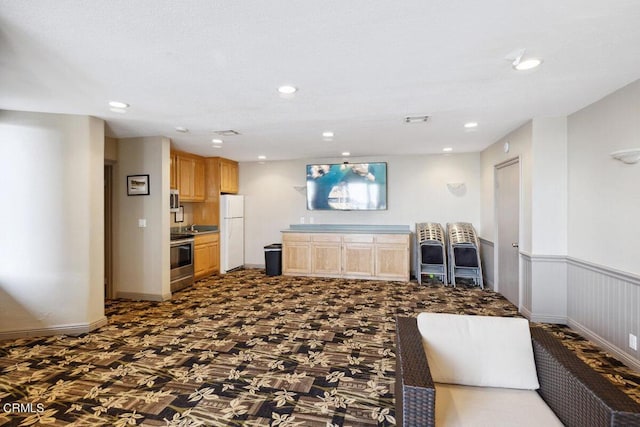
[127,174,150,196]
[174,205,184,222]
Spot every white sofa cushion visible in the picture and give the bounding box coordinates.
[434,383,563,427]
[417,313,540,390]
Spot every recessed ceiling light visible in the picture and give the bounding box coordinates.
[443,147,453,152]
[277,85,297,95]
[110,107,127,114]
[212,145,222,149]
[108,101,129,109]
[175,126,189,133]
[212,138,223,144]
[464,122,478,129]
[258,155,266,160]
[322,131,334,138]
[513,58,543,71]
[342,152,351,156]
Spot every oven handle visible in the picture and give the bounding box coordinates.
[171,238,194,246]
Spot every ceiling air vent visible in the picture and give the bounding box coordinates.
[404,115,430,124]
[213,130,241,136]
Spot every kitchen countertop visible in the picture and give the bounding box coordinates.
[171,225,219,236]
[282,224,411,234]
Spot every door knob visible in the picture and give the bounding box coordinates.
[512,243,519,248]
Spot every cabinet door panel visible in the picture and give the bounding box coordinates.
[178,157,194,199]
[343,243,375,277]
[194,244,209,278]
[210,241,220,273]
[170,152,177,189]
[220,159,239,194]
[283,243,311,274]
[311,243,341,275]
[375,244,409,281]
[193,159,205,201]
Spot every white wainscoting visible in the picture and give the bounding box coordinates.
[521,252,532,314]
[478,237,494,290]
[521,253,567,324]
[496,247,639,371]
[567,257,640,371]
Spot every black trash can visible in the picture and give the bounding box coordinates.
[264,243,282,276]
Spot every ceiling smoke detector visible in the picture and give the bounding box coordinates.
[404,115,430,124]
[213,130,241,136]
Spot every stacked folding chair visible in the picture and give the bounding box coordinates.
[415,222,448,285]
[447,222,483,288]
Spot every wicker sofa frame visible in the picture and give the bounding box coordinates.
[395,316,640,426]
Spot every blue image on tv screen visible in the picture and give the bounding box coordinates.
[306,162,387,210]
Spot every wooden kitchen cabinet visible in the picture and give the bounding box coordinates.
[342,234,376,277]
[374,234,410,281]
[170,151,177,189]
[219,158,239,194]
[310,234,342,276]
[282,233,311,274]
[177,153,205,202]
[282,231,410,281]
[194,233,219,280]
[193,158,205,200]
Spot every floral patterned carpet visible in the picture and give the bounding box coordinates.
[0,269,638,426]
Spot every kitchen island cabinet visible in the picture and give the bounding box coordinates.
[281,225,410,281]
[281,233,311,274]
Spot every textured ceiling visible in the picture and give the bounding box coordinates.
[1,0,639,161]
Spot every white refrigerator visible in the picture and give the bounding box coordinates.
[220,194,244,273]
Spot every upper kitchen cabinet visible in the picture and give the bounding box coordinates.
[219,158,239,194]
[175,151,205,202]
[170,151,177,189]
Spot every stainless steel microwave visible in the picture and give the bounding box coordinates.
[170,189,179,212]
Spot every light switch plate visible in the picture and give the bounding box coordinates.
[138,219,147,228]
[630,333,638,351]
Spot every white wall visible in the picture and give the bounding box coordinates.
[531,118,568,255]
[480,118,568,322]
[240,154,481,267]
[114,137,171,300]
[0,110,106,337]
[480,121,532,252]
[568,79,640,275]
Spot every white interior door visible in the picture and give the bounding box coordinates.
[496,159,520,307]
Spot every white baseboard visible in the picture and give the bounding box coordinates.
[483,278,494,290]
[0,316,108,340]
[569,318,640,372]
[116,291,172,301]
[520,306,567,325]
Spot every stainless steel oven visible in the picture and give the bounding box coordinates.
[170,235,194,292]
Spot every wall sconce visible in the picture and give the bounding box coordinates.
[610,148,640,164]
[446,182,466,196]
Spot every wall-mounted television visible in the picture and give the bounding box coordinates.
[306,162,387,210]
